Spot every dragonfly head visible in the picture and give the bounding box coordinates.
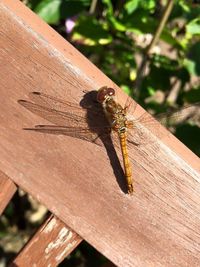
[97,86,115,103]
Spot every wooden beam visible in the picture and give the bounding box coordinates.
[0,172,17,215]
[0,1,200,266]
[10,215,82,266]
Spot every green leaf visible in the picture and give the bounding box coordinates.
[183,58,196,75]
[161,29,182,48]
[121,85,132,96]
[178,0,190,13]
[186,18,200,35]
[147,86,156,96]
[34,0,61,24]
[125,0,140,14]
[109,17,127,31]
[102,0,114,15]
[34,0,90,24]
[102,0,127,32]
[151,54,179,71]
[72,16,112,45]
[140,0,156,11]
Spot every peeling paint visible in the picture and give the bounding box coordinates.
[43,217,57,233]
[45,227,73,258]
[59,227,72,241]
[55,239,78,262]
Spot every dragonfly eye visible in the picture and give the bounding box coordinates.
[97,86,115,103]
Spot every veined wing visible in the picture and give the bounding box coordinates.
[126,102,200,146]
[23,124,123,152]
[18,91,112,146]
[28,91,103,117]
[139,102,200,125]
[18,91,110,129]
[24,125,106,146]
[124,93,138,114]
[18,99,88,128]
[29,92,86,114]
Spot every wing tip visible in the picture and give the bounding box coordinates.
[31,91,41,95]
[18,99,28,104]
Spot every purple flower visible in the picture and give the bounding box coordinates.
[65,17,76,34]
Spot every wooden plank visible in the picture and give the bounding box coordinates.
[10,215,82,267]
[0,171,17,215]
[0,1,200,266]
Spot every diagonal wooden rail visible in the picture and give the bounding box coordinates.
[10,214,82,267]
[0,1,200,266]
[0,172,17,215]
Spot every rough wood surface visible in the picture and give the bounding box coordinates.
[0,1,200,266]
[0,172,17,215]
[10,215,82,267]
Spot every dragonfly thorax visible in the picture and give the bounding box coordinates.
[97,86,128,133]
[103,98,128,133]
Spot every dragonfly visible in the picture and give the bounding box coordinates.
[97,87,136,194]
[18,87,200,195]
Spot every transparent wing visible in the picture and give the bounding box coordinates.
[29,92,85,114]
[24,125,105,146]
[126,102,200,146]
[18,99,87,128]
[124,94,138,114]
[19,91,199,150]
[28,91,103,117]
[126,122,152,147]
[25,125,123,151]
[138,102,200,137]
[18,91,113,146]
[18,91,111,129]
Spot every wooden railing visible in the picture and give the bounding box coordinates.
[0,0,200,266]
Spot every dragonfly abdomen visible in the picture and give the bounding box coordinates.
[97,86,134,195]
[119,132,134,194]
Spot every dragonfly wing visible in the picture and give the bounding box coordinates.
[18,99,88,127]
[29,92,83,112]
[126,122,151,147]
[28,91,104,118]
[124,95,138,114]
[19,92,113,147]
[24,125,104,146]
[21,91,110,127]
[156,103,200,126]
[138,103,200,126]
[138,102,200,135]
[127,102,200,146]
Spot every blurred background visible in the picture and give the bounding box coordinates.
[1,0,200,266]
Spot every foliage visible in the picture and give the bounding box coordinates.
[28,0,91,24]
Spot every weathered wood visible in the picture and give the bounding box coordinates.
[0,171,17,215]
[0,1,200,266]
[10,215,82,267]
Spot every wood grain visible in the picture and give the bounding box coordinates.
[0,171,17,215]
[10,215,82,267]
[0,1,200,266]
